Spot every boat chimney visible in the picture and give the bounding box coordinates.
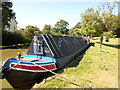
[17,52,21,60]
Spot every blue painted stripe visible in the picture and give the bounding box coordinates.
[23,55,56,62]
[3,55,56,69]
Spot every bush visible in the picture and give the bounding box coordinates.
[2,30,28,46]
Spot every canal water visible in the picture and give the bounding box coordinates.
[0,48,28,89]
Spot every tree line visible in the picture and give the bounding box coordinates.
[1,1,119,46]
[2,19,69,46]
[69,1,119,38]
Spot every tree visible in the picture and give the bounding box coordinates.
[54,19,69,35]
[2,30,27,45]
[73,22,82,29]
[98,1,118,37]
[81,8,106,36]
[69,22,82,36]
[98,2,118,51]
[42,24,52,34]
[2,1,15,30]
[23,25,41,42]
[43,24,52,31]
[80,1,118,37]
[102,15,119,38]
[80,2,118,51]
[69,28,82,36]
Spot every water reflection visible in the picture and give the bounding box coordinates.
[0,48,28,88]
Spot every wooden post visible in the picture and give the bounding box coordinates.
[100,36,103,52]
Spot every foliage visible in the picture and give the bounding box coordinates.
[2,1,16,30]
[43,24,52,31]
[54,19,69,35]
[42,29,52,34]
[2,30,27,46]
[73,22,82,29]
[41,20,69,35]
[71,2,118,37]
[2,25,42,46]
[99,2,119,37]
[42,24,52,34]
[69,22,82,36]
[103,31,116,38]
[81,8,106,36]
[69,28,82,36]
[22,25,41,42]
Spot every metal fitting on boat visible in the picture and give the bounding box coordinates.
[17,52,21,60]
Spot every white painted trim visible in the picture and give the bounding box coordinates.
[10,62,57,72]
[41,34,55,57]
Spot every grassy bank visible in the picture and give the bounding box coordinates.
[34,37,119,88]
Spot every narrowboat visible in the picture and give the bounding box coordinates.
[1,34,91,89]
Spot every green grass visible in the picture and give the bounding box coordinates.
[34,37,119,88]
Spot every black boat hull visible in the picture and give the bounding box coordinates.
[56,43,92,70]
[3,69,51,89]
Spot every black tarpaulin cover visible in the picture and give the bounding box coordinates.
[27,34,87,58]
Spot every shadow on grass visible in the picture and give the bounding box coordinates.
[63,43,93,69]
[56,54,85,74]
[96,42,120,49]
[67,54,84,68]
[92,38,100,40]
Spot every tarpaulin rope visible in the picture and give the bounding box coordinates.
[30,62,81,87]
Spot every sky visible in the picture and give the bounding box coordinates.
[11,0,118,30]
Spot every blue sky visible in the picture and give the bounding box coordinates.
[11,0,117,29]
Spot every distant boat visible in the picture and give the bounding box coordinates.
[1,34,91,89]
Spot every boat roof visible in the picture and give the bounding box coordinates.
[27,34,86,58]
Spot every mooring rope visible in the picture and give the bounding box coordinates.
[30,62,81,87]
[13,60,22,67]
[1,59,81,87]
[1,60,22,75]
